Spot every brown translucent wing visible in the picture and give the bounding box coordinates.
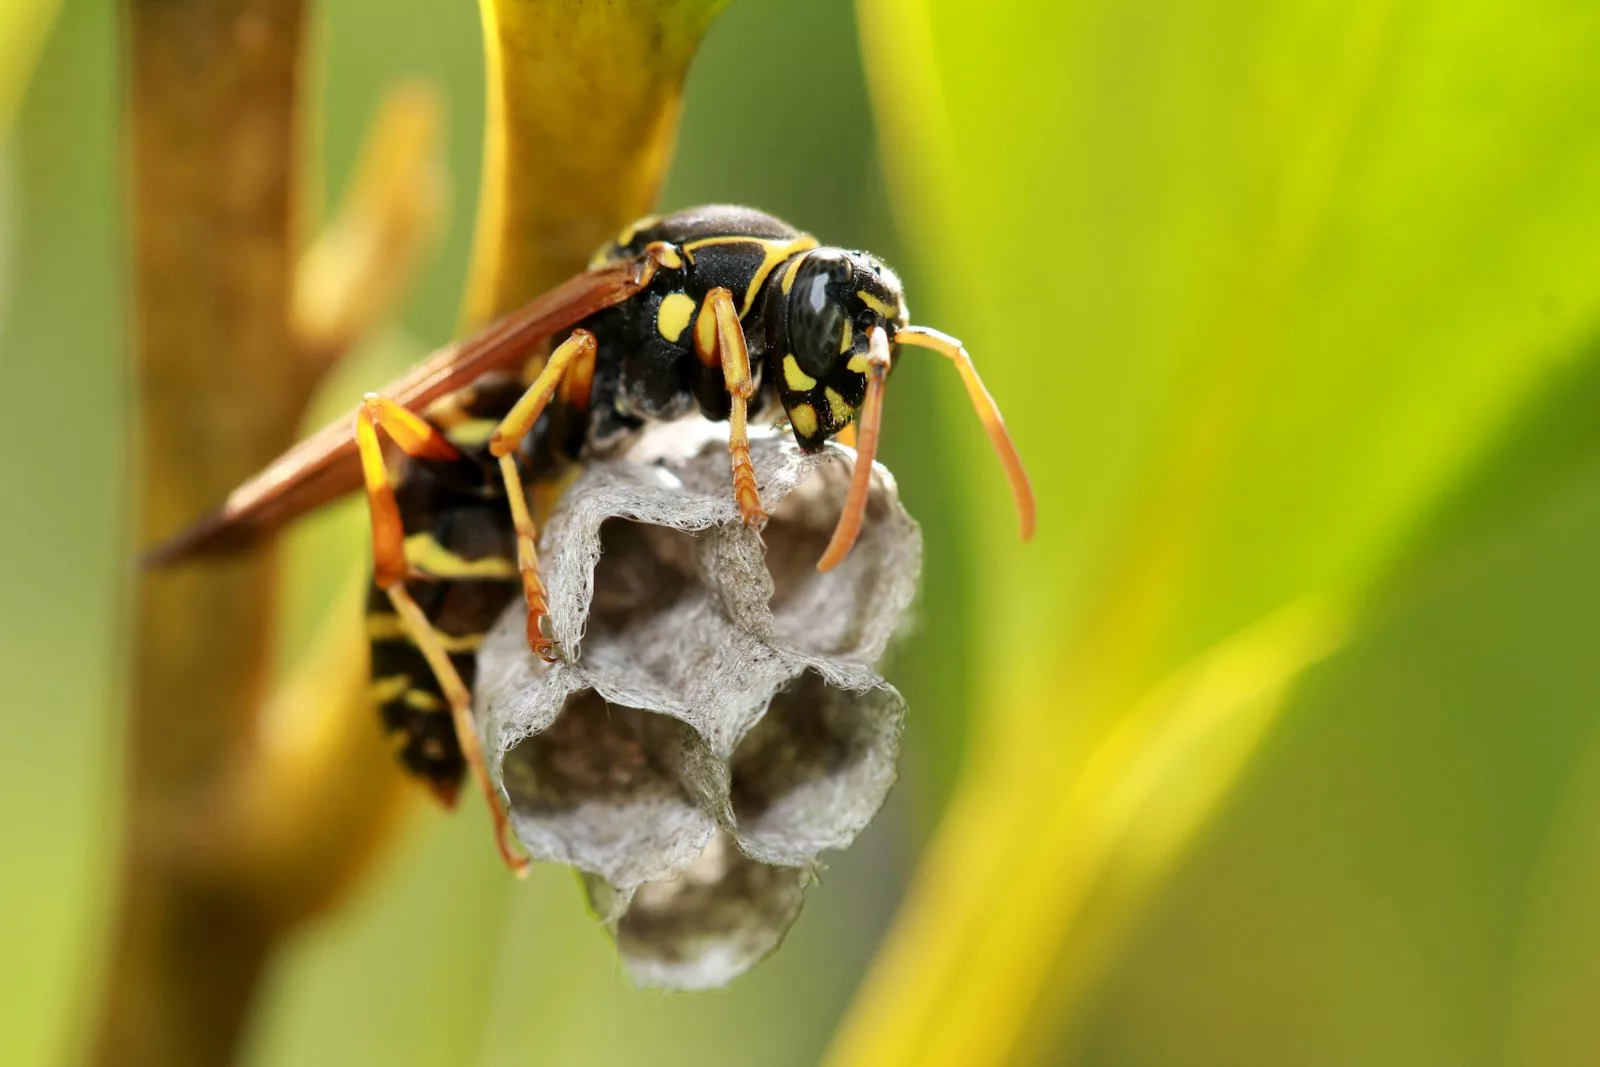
[143,262,644,567]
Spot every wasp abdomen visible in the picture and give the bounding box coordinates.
[368,453,522,802]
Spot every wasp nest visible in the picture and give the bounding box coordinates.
[476,422,921,989]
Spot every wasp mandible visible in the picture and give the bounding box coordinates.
[148,205,1036,874]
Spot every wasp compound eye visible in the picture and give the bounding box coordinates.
[786,250,854,379]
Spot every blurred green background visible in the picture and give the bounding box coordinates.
[7,1,1600,1065]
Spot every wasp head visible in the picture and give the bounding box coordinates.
[762,242,1033,575]
[768,248,907,452]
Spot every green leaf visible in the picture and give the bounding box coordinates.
[834,0,1600,1061]
[867,0,1600,711]
[1076,439,1600,1066]
[1059,289,1600,1067]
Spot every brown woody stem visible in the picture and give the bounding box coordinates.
[93,0,731,1060]
[93,1,313,1064]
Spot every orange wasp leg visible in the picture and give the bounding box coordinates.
[355,394,459,586]
[354,394,531,877]
[818,326,892,571]
[695,287,767,527]
[487,329,598,662]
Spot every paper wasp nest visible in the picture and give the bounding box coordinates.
[476,422,921,989]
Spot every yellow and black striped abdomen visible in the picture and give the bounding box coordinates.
[367,573,517,804]
[369,384,525,804]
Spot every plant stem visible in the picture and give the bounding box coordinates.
[92,1,312,1064]
[91,0,731,1059]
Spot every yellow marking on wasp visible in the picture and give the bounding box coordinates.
[839,319,853,354]
[847,353,871,374]
[783,355,818,392]
[369,612,488,653]
[825,387,853,425]
[404,688,446,711]
[857,290,898,319]
[438,632,485,654]
[370,674,411,705]
[780,254,807,296]
[682,235,820,315]
[367,613,406,641]
[402,533,519,580]
[657,291,696,343]
[443,418,499,448]
[789,402,819,438]
[588,224,676,270]
[616,213,661,247]
[423,388,476,429]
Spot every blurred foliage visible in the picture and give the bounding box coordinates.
[830,0,1600,1064]
[5,0,1600,1065]
[0,2,119,1064]
[0,0,57,130]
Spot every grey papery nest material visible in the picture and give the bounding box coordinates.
[476,422,922,989]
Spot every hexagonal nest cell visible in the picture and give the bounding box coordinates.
[475,423,921,987]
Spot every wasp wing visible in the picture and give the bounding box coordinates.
[143,262,644,567]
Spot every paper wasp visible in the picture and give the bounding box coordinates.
[147,204,1035,874]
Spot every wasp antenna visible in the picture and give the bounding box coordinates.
[819,326,892,571]
[894,325,1036,542]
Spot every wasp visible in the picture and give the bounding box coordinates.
[148,205,1035,874]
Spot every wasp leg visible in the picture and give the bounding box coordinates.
[386,583,529,877]
[695,287,767,527]
[355,394,530,877]
[818,325,892,572]
[355,394,460,585]
[487,329,598,662]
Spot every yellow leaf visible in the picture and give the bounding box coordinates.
[464,0,730,323]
